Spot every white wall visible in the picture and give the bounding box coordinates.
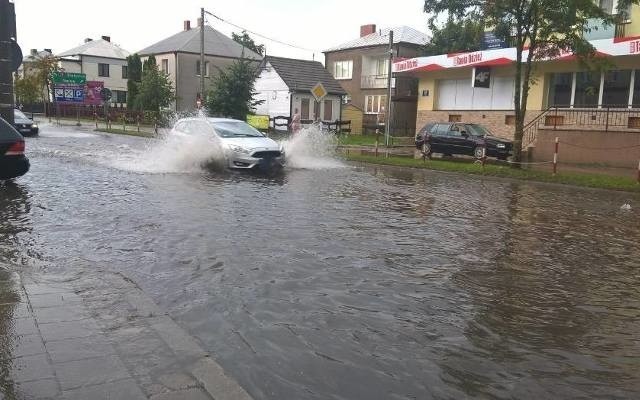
[253,62,291,117]
[436,76,515,110]
[81,55,128,91]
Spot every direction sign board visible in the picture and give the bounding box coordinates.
[311,82,328,102]
[51,72,86,85]
[54,84,84,103]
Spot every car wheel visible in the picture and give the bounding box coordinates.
[473,146,485,159]
[422,143,432,158]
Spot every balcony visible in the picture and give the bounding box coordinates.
[361,74,395,89]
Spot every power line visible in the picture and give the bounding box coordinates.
[203,10,318,53]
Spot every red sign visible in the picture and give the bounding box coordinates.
[630,40,640,54]
[454,52,483,66]
[84,81,104,105]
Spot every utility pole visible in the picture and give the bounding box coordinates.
[199,7,205,106]
[0,0,17,124]
[384,30,394,147]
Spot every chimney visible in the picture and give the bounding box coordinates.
[30,49,37,56]
[360,24,376,37]
[184,20,191,31]
[101,35,111,42]
[197,17,203,27]
[84,38,93,43]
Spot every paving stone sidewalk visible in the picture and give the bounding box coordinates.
[0,266,251,400]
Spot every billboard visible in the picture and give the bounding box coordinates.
[84,81,104,105]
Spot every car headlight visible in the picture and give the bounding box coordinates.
[227,144,250,155]
[32,124,38,129]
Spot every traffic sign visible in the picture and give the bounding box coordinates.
[52,72,86,85]
[311,82,328,102]
[53,84,84,103]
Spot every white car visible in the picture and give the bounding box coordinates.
[172,118,285,170]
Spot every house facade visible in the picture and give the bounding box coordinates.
[253,56,346,126]
[57,36,130,105]
[324,24,428,135]
[393,4,640,142]
[138,20,262,111]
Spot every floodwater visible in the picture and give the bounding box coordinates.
[2,124,640,399]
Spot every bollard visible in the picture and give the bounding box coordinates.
[552,137,559,176]
[375,132,379,158]
[637,159,640,184]
[137,116,140,133]
[481,146,486,169]
[122,115,126,132]
[94,113,98,129]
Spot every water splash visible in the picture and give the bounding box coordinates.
[280,124,344,170]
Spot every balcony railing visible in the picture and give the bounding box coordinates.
[361,75,395,89]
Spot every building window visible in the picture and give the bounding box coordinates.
[333,60,352,79]
[375,58,388,76]
[600,0,632,19]
[115,90,127,104]
[122,65,128,79]
[574,71,600,107]
[324,100,333,121]
[548,73,573,107]
[98,63,110,77]
[365,95,387,114]
[301,98,310,119]
[196,60,209,77]
[633,71,640,106]
[602,70,632,106]
[161,59,169,74]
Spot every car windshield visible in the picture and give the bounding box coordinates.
[14,109,28,120]
[211,121,264,138]
[467,124,492,137]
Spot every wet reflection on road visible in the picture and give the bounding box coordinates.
[1,126,639,399]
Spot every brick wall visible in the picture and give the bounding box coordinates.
[416,110,539,139]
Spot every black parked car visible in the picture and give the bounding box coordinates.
[0,117,30,181]
[13,109,39,136]
[415,123,513,160]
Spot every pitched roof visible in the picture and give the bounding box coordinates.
[264,56,346,96]
[324,26,429,52]
[57,39,130,59]
[138,26,262,60]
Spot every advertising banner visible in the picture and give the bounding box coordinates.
[84,81,104,105]
[247,114,270,130]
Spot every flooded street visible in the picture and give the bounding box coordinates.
[2,124,640,399]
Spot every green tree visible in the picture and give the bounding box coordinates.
[31,53,59,105]
[206,58,263,120]
[126,53,142,109]
[14,74,41,115]
[135,55,174,111]
[232,31,265,56]
[423,0,639,165]
[425,18,484,55]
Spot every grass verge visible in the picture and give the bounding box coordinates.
[345,153,640,192]
[95,128,156,138]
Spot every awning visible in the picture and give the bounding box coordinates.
[393,36,640,73]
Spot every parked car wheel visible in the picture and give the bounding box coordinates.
[473,146,485,159]
[422,143,431,158]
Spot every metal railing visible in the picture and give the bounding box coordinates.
[522,105,640,149]
[361,75,395,89]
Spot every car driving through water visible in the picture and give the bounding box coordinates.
[172,118,285,170]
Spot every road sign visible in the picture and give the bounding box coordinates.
[246,114,270,130]
[311,82,328,102]
[100,88,112,101]
[53,84,84,103]
[51,72,86,85]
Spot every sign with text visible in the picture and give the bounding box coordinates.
[54,84,84,103]
[246,114,270,131]
[472,67,491,88]
[482,32,507,50]
[51,72,86,85]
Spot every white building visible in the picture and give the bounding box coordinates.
[57,36,131,105]
[254,56,347,126]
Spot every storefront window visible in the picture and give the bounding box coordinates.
[574,72,600,107]
[602,70,632,106]
[633,71,640,106]
[548,73,572,107]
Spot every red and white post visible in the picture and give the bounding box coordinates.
[552,137,559,176]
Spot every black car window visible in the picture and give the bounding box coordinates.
[418,123,434,137]
[447,125,462,137]
[433,124,450,136]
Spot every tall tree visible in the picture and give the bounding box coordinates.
[232,31,265,56]
[13,73,40,115]
[126,53,142,109]
[31,53,59,106]
[425,18,484,55]
[135,55,173,111]
[206,58,263,120]
[423,0,639,165]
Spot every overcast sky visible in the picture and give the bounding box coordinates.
[14,0,429,62]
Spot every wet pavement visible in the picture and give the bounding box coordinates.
[1,123,640,399]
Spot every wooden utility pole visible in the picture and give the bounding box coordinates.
[199,7,205,105]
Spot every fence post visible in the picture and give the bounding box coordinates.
[554,107,558,130]
[637,159,640,184]
[122,114,126,132]
[605,107,610,132]
[375,130,380,157]
[553,136,559,176]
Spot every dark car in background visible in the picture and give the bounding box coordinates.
[13,108,39,136]
[415,122,513,160]
[0,117,30,181]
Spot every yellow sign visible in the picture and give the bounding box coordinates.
[311,82,328,101]
[246,114,270,130]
